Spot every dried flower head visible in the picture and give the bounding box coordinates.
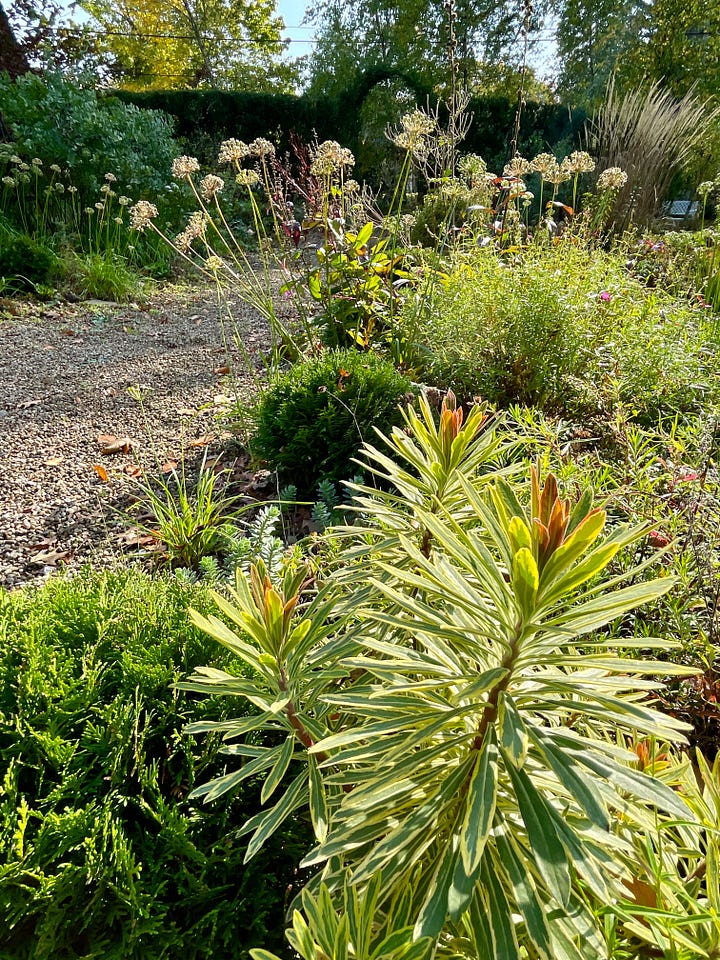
[9,155,21,164]
[18,162,30,172]
[697,181,715,199]
[249,138,275,159]
[531,153,557,178]
[67,185,77,194]
[218,138,250,164]
[596,167,628,191]
[105,172,117,182]
[100,183,112,194]
[2,176,16,187]
[118,195,131,206]
[200,174,224,200]
[114,216,123,224]
[236,169,259,188]
[31,157,42,166]
[84,207,94,215]
[205,255,224,272]
[310,140,355,176]
[392,109,436,153]
[344,179,360,194]
[175,211,209,249]
[503,155,533,177]
[94,201,105,210]
[562,151,595,175]
[171,155,201,179]
[129,199,159,231]
[54,183,65,193]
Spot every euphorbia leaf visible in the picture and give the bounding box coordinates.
[505,754,571,906]
[512,547,539,618]
[499,692,528,768]
[460,728,498,875]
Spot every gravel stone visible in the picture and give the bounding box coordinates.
[0,282,269,591]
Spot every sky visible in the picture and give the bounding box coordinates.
[275,0,315,54]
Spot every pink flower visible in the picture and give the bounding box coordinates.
[599,291,611,302]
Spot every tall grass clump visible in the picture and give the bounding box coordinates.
[589,79,720,232]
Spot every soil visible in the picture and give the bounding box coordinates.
[0,282,271,591]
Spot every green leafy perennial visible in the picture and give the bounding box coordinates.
[182,391,696,959]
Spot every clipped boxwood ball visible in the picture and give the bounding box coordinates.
[251,349,413,495]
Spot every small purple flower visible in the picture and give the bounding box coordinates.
[599,291,611,302]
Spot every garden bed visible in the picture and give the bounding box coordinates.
[0,282,269,589]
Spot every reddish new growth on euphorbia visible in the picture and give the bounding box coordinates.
[530,466,604,574]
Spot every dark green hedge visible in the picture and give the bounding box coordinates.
[0,570,312,960]
[115,84,586,183]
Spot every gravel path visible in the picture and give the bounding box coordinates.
[0,283,269,590]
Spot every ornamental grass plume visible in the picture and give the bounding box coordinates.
[589,77,720,232]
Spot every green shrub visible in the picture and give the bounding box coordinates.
[404,240,719,420]
[0,569,311,960]
[0,73,178,210]
[0,230,57,292]
[250,349,413,495]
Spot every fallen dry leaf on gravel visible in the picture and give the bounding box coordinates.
[29,546,71,566]
[188,435,215,447]
[92,463,110,482]
[97,434,135,455]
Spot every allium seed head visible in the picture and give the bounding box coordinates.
[171,155,200,179]
[129,199,159,231]
[235,169,260,187]
[200,174,224,200]
[249,137,275,159]
[218,138,250,164]
[562,151,595,175]
[310,140,355,176]
[596,167,628,191]
[503,156,533,177]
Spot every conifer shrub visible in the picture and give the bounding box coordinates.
[0,569,310,960]
[250,349,414,495]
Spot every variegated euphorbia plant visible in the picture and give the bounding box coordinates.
[181,391,697,960]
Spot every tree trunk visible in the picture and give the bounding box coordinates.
[0,2,30,77]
